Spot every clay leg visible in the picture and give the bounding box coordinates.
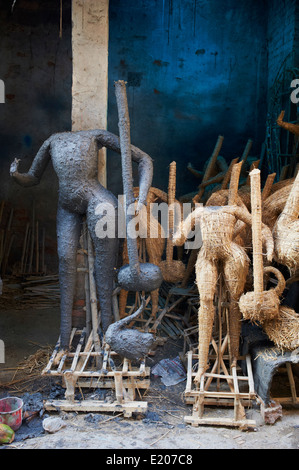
[223,243,249,367]
[57,205,83,350]
[195,252,218,383]
[87,189,119,334]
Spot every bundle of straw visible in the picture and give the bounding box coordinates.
[263,305,299,351]
[273,172,299,275]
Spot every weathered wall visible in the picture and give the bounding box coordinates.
[0,0,298,274]
[0,0,72,272]
[106,0,269,198]
[267,0,297,91]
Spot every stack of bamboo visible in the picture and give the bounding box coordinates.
[0,200,47,277]
[16,275,60,309]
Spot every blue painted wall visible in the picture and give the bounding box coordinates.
[107,0,269,197]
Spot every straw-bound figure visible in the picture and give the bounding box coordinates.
[173,202,274,383]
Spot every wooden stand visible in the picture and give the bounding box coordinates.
[42,328,150,417]
[272,362,299,407]
[184,302,257,429]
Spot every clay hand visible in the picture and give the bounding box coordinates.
[10,158,21,176]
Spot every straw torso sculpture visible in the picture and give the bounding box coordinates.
[173,202,273,383]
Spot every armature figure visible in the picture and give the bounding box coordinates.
[10,129,153,353]
[173,204,273,383]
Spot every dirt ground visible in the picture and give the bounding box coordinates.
[1,338,299,451]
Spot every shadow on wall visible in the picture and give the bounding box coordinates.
[0,0,72,272]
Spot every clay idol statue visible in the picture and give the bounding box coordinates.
[10,128,162,354]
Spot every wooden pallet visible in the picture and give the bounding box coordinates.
[184,338,257,430]
[42,328,150,417]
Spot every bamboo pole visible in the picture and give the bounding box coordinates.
[87,232,101,364]
[250,169,264,311]
[35,220,39,273]
[20,222,30,274]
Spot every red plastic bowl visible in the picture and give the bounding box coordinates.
[0,397,23,431]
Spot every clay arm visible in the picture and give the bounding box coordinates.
[277,111,299,137]
[10,138,51,187]
[228,206,274,262]
[92,129,153,209]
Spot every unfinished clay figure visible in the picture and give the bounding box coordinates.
[10,129,153,352]
[173,196,273,383]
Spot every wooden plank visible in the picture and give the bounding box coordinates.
[70,328,86,372]
[246,355,255,394]
[42,337,61,374]
[185,390,255,399]
[44,399,147,414]
[184,415,256,428]
[185,351,193,393]
[76,378,150,390]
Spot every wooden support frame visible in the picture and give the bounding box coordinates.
[184,349,256,429]
[42,328,150,417]
[271,362,299,407]
[183,299,257,429]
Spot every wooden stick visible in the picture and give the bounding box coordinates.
[20,222,30,274]
[262,173,276,201]
[2,233,15,275]
[279,165,290,181]
[246,160,260,185]
[35,220,39,273]
[241,139,253,164]
[24,227,31,274]
[221,157,239,190]
[193,135,224,203]
[228,162,243,205]
[28,202,35,273]
[41,227,46,273]
[87,232,101,363]
[0,201,5,225]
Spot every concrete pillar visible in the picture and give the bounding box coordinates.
[71,0,109,186]
[71,0,109,328]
